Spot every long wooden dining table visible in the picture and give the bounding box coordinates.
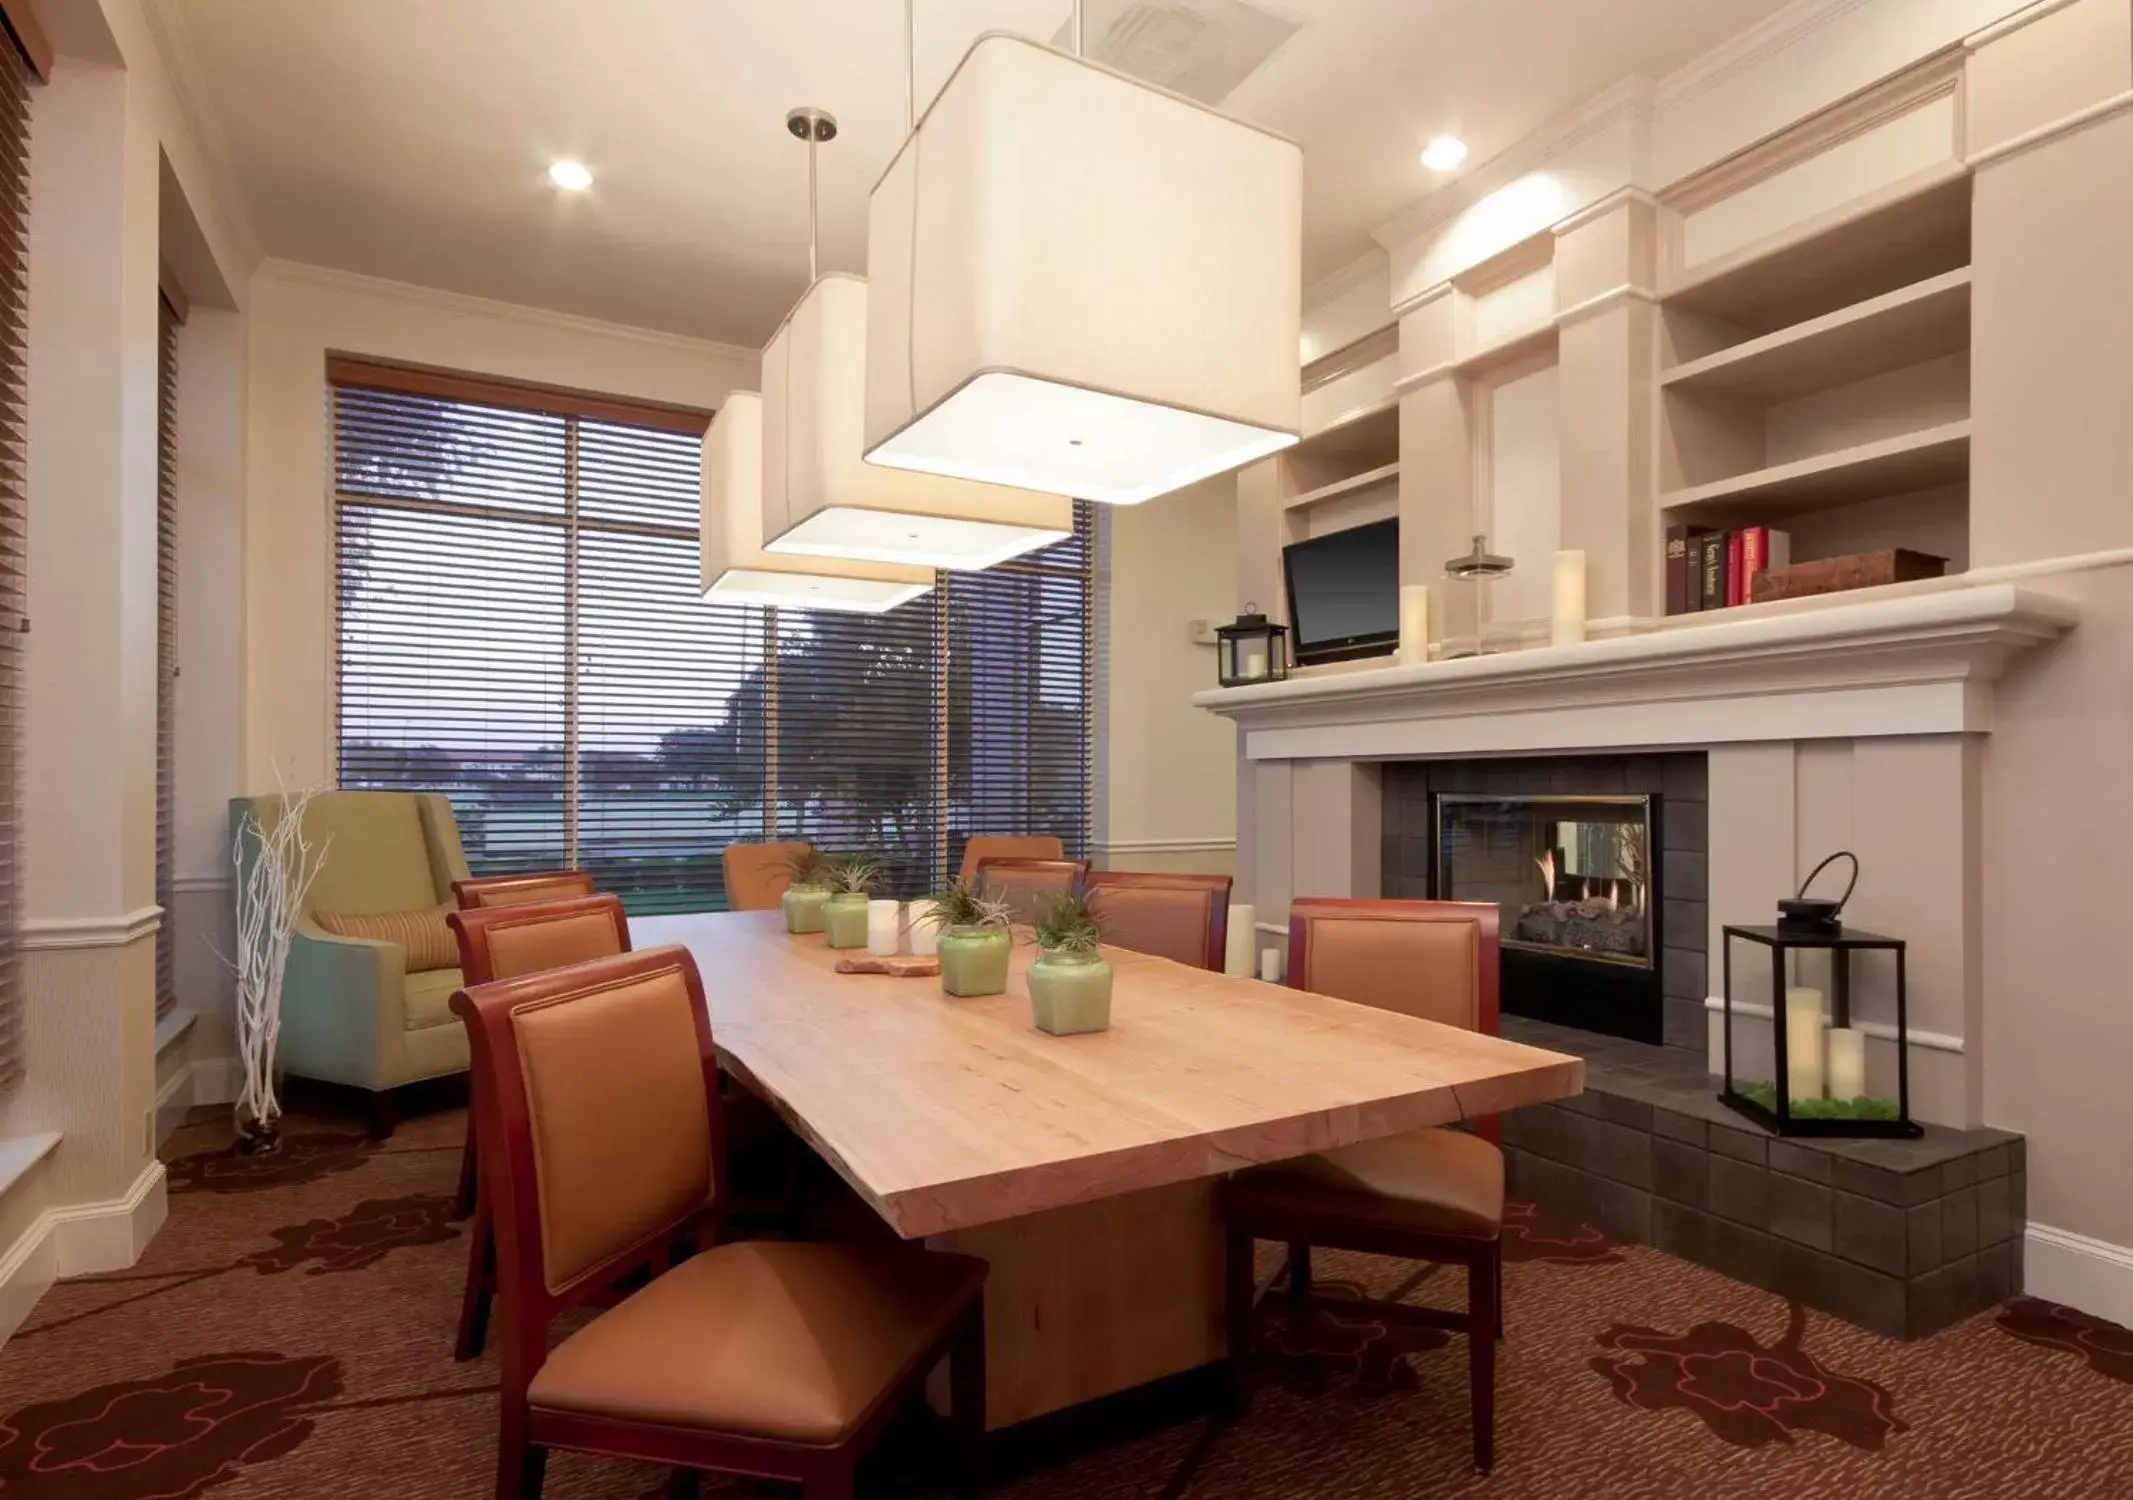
[633,909,1584,1431]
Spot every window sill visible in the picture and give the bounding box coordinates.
[0,1131,59,1204]
[154,1008,197,1058]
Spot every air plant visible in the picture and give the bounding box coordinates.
[784,846,833,891]
[925,878,1013,931]
[827,852,880,896]
[1033,888,1104,957]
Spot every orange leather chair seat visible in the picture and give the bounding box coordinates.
[1229,1126,1504,1241]
[527,1240,986,1444]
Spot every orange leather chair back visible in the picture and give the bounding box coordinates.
[453,870,598,910]
[975,857,1087,927]
[1085,871,1232,971]
[720,841,812,912]
[957,835,1064,886]
[448,894,631,988]
[1286,898,1499,1035]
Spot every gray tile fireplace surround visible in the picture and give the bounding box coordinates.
[1501,1017,2025,1339]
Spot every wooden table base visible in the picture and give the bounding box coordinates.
[928,1178,1227,1430]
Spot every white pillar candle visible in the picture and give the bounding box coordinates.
[866,898,901,957]
[1223,904,1255,977]
[1551,549,1587,647]
[1398,584,1430,665]
[1827,1027,1867,1101]
[907,900,941,957]
[1783,986,1825,1104]
[1258,947,1284,984]
[1241,644,1268,680]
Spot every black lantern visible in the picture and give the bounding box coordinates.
[1216,608,1288,687]
[1718,853,1920,1138]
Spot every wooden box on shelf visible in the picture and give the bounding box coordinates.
[1750,548,1947,604]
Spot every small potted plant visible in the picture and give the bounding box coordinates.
[926,879,1014,997]
[823,853,878,950]
[781,847,834,935]
[1027,889,1112,1035]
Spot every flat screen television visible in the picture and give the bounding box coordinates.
[1281,518,1399,666]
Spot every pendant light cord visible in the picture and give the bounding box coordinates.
[1072,0,1083,56]
[807,127,819,284]
[905,0,916,132]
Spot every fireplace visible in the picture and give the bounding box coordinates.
[1432,790,1666,1044]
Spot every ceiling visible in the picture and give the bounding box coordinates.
[164,0,1793,347]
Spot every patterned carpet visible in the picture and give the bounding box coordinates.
[4,1105,2131,1499]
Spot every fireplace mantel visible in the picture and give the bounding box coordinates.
[1194,584,2076,763]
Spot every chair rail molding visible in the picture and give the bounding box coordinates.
[20,907,164,952]
[1195,585,2074,762]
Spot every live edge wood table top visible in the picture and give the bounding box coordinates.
[635,910,1585,1239]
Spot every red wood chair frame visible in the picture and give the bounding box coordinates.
[454,947,984,1500]
[1225,897,1506,1472]
[970,857,1089,925]
[452,869,598,910]
[444,894,633,1361]
[1083,870,1234,972]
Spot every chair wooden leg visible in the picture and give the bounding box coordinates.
[1495,1247,1505,1341]
[664,1469,701,1499]
[455,1199,494,1362]
[454,1123,478,1219]
[949,1302,987,1500]
[367,1087,397,1141]
[1224,1224,1257,1416]
[1468,1244,1499,1475]
[1286,1241,1312,1304]
[805,1462,856,1500]
[497,1399,543,1500]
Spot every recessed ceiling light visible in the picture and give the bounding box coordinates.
[1420,136,1468,173]
[548,159,594,192]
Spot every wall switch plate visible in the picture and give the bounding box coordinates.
[1189,618,1219,646]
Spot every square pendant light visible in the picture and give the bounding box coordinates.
[760,273,1072,570]
[702,392,935,614]
[864,32,1304,506]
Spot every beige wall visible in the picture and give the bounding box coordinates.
[1101,474,1238,875]
[239,264,759,791]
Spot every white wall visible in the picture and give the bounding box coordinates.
[1102,475,1238,875]
[239,263,759,792]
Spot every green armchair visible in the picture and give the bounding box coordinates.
[230,791,473,1134]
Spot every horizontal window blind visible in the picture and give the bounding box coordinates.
[0,16,28,1088]
[155,296,179,1017]
[334,371,1093,914]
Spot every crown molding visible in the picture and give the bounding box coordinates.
[1302,247,1390,310]
[1368,75,1653,258]
[252,259,763,365]
[1654,0,1882,113]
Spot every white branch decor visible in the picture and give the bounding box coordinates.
[228,772,331,1150]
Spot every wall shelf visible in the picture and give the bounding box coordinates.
[1660,421,1971,522]
[1662,269,1971,404]
[1283,461,1399,513]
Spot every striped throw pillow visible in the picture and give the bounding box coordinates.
[315,905,459,973]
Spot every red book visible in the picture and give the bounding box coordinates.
[1741,526,1791,600]
[1726,531,1746,607]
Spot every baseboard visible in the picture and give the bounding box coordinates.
[2025,1222,2133,1330]
[0,1208,57,1345]
[189,1056,243,1109]
[49,1161,167,1278]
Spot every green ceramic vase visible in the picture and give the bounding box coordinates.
[823,893,871,949]
[938,926,1012,997]
[782,886,830,935]
[1027,948,1113,1035]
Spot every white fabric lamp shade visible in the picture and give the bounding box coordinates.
[759,273,1072,571]
[864,33,1303,507]
[700,391,934,613]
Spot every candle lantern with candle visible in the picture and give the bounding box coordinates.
[1215,607,1288,688]
[1717,852,1919,1137]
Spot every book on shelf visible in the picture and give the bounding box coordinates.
[1698,532,1727,612]
[1669,525,1793,615]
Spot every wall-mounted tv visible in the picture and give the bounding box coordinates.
[1281,518,1399,667]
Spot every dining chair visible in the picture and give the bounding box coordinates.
[957,834,1063,886]
[453,869,599,910]
[721,839,812,912]
[1218,897,1504,1472]
[1084,870,1233,971]
[446,894,633,1362]
[973,857,1088,927]
[452,947,988,1500]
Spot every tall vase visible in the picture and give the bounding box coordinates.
[1027,948,1113,1035]
[233,1098,282,1156]
[938,926,1011,997]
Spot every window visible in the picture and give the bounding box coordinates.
[0,0,43,1087]
[332,365,1095,911]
